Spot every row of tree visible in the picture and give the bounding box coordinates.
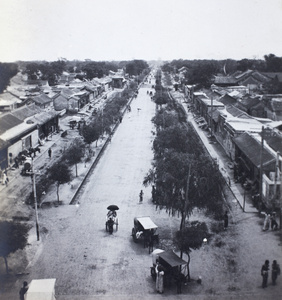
[144,72,226,280]
[22,59,149,85]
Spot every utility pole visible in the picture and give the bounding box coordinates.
[31,159,40,241]
[259,126,264,213]
[210,97,213,137]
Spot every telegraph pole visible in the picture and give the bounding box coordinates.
[259,126,264,213]
[31,159,40,241]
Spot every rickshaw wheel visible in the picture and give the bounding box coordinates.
[132,228,137,242]
[105,222,108,232]
[151,266,156,281]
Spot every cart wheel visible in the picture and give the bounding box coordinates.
[106,222,108,232]
[151,267,156,281]
[132,228,137,242]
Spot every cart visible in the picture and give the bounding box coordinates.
[26,278,56,300]
[131,216,159,253]
[150,250,187,288]
[106,205,119,234]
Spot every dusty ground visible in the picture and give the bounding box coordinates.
[0,81,282,300]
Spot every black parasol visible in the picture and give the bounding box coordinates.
[107,205,119,211]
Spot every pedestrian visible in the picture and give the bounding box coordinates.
[261,260,270,288]
[151,185,156,203]
[223,211,228,230]
[155,264,164,293]
[271,260,280,285]
[139,190,143,203]
[14,157,19,168]
[2,171,8,186]
[19,281,28,300]
[263,213,271,231]
[48,148,52,159]
[119,116,122,123]
[271,213,278,231]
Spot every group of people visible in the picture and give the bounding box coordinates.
[262,212,278,231]
[261,260,280,288]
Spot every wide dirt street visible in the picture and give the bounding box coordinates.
[1,81,282,300]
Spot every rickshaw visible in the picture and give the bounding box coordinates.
[131,216,159,253]
[150,249,187,288]
[106,205,119,234]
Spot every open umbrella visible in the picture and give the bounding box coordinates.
[107,205,119,211]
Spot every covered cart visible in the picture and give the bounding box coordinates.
[151,250,187,287]
[26,278,56,300]
[132,217,159,252]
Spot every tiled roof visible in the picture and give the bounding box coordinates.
[214,76,237,85]
[0,92,19,102]
[237,97,261,109]
[11,104,42,121]
[218,94,236,106]
[263,72,282,82]
[233,133,275,168]
[225,105,247,117]
[264,134,282,153]
[0,113,22,135]
[32,93,52,105]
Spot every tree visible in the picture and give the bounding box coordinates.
[0,63,18,92]
[174,221,208,281]
[264,54,282,72]
[81,121,101,147]
[49,162,71,203]
[125,60,149,76]
[64,138,86,177]
[0,221,29,274]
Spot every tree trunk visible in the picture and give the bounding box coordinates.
[57,183,60,204]
[4,256,9,274]
[187,252,191,281]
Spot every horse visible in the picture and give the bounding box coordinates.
[28,146,41,157]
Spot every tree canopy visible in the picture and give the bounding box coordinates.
[125,60,149,76]
[0,62,18,92]
[49,162,71,203]
[0,221,29,273]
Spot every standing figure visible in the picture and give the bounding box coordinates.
[139,190,143,203]
[151,185,156,203]
[156,264,164,293]
[261,260,270,288]
[271,260,280,285]
[263,213,271,231]
[48,148,52,159]
[271,213,278,230]
[19,281,28,300]
[223,211,228,230]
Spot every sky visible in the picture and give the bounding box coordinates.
[0,0,282,62]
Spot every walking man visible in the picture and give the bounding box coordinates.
[139,190,143,203]
[271,260,280,285]
[261,260,270,288]
[19,281,28,300]
[48,148,52,159]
